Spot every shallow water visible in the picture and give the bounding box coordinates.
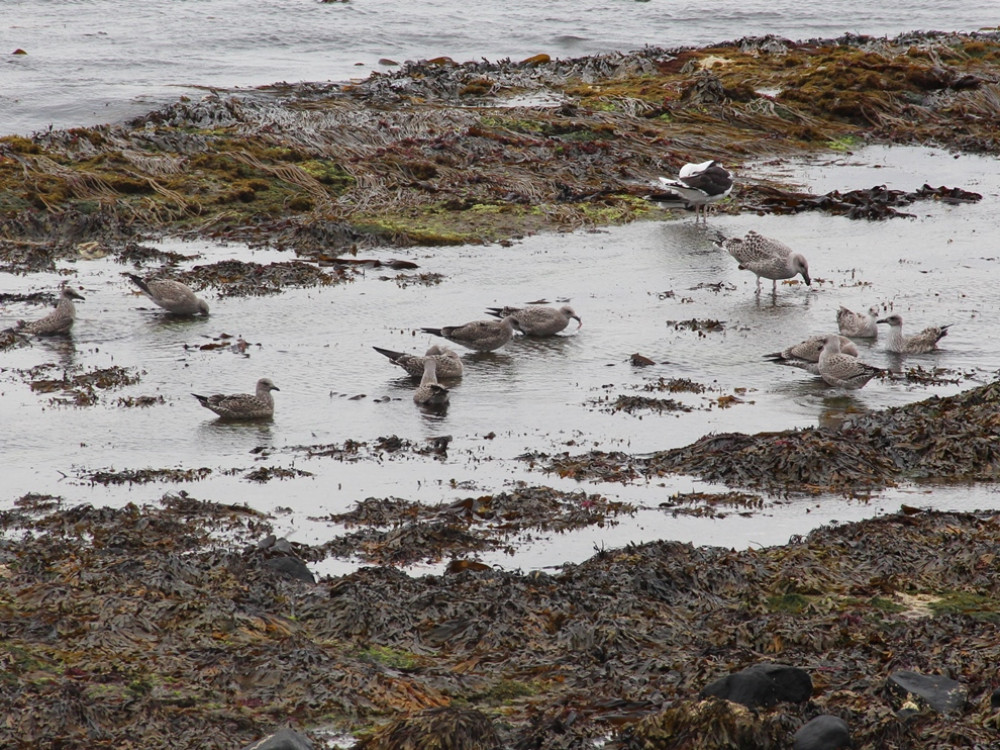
[2,144,999,573]
[3,0,998,136]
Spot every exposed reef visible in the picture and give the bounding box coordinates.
[2,31,998,262]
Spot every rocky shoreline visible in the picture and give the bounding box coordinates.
[2,31,1000,748]
[1,495,998,748]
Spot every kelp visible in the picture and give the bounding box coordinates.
[2,32,998,260]
[536,379,1000,494]
[1,496,999,748]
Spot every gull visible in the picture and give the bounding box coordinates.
[765,334,859,375]
[420,317,518,352]
[716,230,811,294]
[126,273,209,316]
[484,304,581,336]
[15,287,84,335]
[817,335,884,390]
[654,160,733,223]
[413,358,450,406]
[372,344,464,379]
[837,305,879,338]
[876,313,949,354]
[192,378,279,420]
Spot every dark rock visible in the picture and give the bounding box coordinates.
[887,670,967,714]
[991,687,1000,710]
[701,663,813,708]
[241,727,314,750]
[793,715,852,750]
[262,556,316,584]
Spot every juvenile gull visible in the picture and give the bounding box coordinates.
[877,313,949,354]
[655,160,733,223]
[16,287,84,335]
[837,305,879,338]
[765,334,859,375]
[484,304,581,336]
[372,344,464,379]
[420,317,518,352]
[413,358,450,406]
[192,378,279,420]
[817,335,884,390]
[126,273,209,316]
[717,230,811,294]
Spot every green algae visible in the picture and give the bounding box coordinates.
[2,32,998,261]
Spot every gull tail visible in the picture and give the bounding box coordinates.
[372,346,403,361]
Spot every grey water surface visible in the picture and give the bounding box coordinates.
[1,145,998,574]
[2,0,997,136]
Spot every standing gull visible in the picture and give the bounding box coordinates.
[876,313,949,354]
[192,378,279,420]
[413,358,450,407]
[126,273,209,316]
[484,304,581,337]
[655,160,733,223]
[16,287,84,335]
[717,230,811,294]
[420,317,518,352]
[765,334,859,375]
[817,335,884,390]
[837,305,879,338]
[372,344,464,379]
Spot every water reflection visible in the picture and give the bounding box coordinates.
[37,335,77,370]
[818,393,871,429]
[196,419,275,451]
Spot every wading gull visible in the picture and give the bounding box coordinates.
[16,287,84,336]
[654,160,733,223]
[373,344,464,379]
[716,230,811,295]
[765,334,859,375]
[192,378,279,420]
[837,305,879,338]
[817,335,883,390]
[126,273,209,316]
[413,358,450,406]
[484,304,581,337]
[876,313,949,354]
[420,317,518,352]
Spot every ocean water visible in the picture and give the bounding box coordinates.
[2,0,998,137]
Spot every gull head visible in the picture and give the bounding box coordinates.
[793,255,811,286]
[876,314,903,328]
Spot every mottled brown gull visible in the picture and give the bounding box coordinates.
[484,304,581,337]
[413,358,450,406]
[716,230,811,294]
[420,317,518,352]
[653,160,733,223]
[16,287,84,336]
[126,273,209,316]
[372,344,464,379]
[765,334,859,375]
[837,305,879,338]
[192,378,279,420]
[817,335,884,390]
[876,313,949,354]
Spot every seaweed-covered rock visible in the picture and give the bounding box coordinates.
[700,663,813,708]
[357,706,501,750]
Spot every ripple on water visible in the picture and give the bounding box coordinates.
[2,146,999,568]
